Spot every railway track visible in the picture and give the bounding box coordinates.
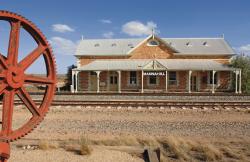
[6,100,250,109]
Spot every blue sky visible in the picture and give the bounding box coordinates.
[0,0,250,73]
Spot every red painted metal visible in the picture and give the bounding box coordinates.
[0,11,57,161]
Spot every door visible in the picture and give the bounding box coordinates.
[191,76,197,91]
[109,72,118,91]
[89,72,97,91]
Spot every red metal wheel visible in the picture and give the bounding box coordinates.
[0,11,56,142]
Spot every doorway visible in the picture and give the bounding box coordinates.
[191,75,198,91]
[109,71,118,91]
[89,71,97,91]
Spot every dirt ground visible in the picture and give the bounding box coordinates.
[6,106,250,161]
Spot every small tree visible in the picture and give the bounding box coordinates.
[231,55,250,93]
[64,64,77,91]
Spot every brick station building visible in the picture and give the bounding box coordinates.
[71,34,242,93]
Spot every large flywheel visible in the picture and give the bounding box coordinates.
[0,10,56,147]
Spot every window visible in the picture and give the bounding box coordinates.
[90,71,96,76]
[111,43,117,47]
[149,76,157,85]
[110,76,117,84]
[209,71,218,84]
[94,43,100,47]
[169,72,177,85]
[147,40,159,46]
[129,71,137,85]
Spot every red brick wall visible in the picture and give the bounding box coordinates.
[121,71,141,91]
[78,71,88,91]
[217,71,231,91]
[77,70,232,92]
[100,71,108,91]
[129,38,174,59]
[167,71,187,92]
[199,71,208,91]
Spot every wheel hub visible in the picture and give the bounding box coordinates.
[6,66,24,89]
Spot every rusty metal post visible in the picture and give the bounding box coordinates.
[0,142,10,162]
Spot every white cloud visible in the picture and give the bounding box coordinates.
[99,19,112,24]
[234,44,250,55]
[52,24,75,33]
[103,31,114,38]
[239,44,250,53]
[49,37,77,55]
[122,21,159,36]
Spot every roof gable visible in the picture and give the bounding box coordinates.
[127,34,178,55]
[129,35,176,59]
[143,60,167,70]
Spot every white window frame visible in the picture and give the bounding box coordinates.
[128,71,138,86]
[168,71,177,85]
[147,40,160,46]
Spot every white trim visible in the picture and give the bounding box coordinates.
[126,35,153,54]
[163,37,225,39]
[127,34,179,55]
[168,71,178,86]
[188,70,192,93]
[239,70,242,94]
[147,39,160,46]
[127,71,138,87]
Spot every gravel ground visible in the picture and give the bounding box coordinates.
[31,94,250,101]
[19,106,250,140]
[5,106,250,162]
[9,147,144,162]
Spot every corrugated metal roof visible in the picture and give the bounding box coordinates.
[75,59,235,71]
[75,37,235,56]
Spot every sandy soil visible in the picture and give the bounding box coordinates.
[9,147,144,162]
[5,106,250,161]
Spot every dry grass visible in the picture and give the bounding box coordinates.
[191,143,223,161]
[92,136,140,146]
[63,137,92,156]
[38,140,58,150]
[79,137,92,155]
[37,136,250,161]
[221,147,242,160]
[159,136,192,161]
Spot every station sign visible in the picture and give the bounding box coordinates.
[143,71,165,76]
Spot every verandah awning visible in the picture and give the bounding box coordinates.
[74,59,236,71]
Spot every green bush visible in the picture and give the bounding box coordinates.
[231,55,250,93]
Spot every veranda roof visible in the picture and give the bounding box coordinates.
[74,59,236,71]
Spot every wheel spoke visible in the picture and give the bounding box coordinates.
[2,90,15,135]
[0,84,7,95]
[0,54,8,69]
[0,73,4,78]
[7,21,21,65]
[24,74,54,84]
[16,87,41,116]
[19,45,47,71]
